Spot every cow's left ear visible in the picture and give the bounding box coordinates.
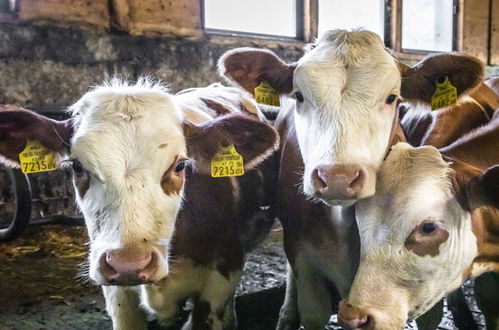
[401,53,484,103]
[459,165,499,210]
[183,114,279,174]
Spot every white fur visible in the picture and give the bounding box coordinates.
[292,30,401,203]
[69,78,187,283]
[348,143,478,327]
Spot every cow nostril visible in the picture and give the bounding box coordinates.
[313,168,328,191]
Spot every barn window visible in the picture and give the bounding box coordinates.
[317,0,385,40]
[400,0,455,52]
[203,0,300,38]
[0,0,16,12]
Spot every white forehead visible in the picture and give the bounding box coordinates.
[69,79,185,181]
[358,143,454,230]
[295,29,400,105]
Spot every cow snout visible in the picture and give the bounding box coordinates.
[338,300,373,330]
[312,164,365,201]
[100,249,160,285]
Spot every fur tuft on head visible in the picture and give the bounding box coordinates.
[69,76,181,125]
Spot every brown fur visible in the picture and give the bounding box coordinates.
[160,156,185,196]
[184,113,279,175]
[0,105,72,165]
[218,47,296,96]
[404,222,450,257]
[401,53,484,104]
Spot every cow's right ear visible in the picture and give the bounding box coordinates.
[218,47,296,97]
[0,105,72,167]
[183,113,279,174]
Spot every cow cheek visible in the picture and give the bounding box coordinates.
[74,172,90,198]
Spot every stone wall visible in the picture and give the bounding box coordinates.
[0,2,303,220]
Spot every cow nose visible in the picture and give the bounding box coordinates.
[338,300,372,330]
[312,164,365,200]
[100,249,158,285]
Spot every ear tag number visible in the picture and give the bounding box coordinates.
[18,140,57,174]
[254,81,280,107]
[211,144,244,178]
[431,76,457,110]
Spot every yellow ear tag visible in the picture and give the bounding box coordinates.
[431,76,457,110]
[18,140,57,174]
[211,144,244,178]
[254,81,280,107]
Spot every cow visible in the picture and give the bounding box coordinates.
[218,29,485,329]
[0,80,280,329]
[338,117,499,329]
[400,79,498,148]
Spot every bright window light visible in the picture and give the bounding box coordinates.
[402,0,454,52]
[204,0,296,37]
[318,0,385,40]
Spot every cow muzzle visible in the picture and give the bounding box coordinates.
[338,300,374,330]
[311,164,369,204]
[99,248,165,286]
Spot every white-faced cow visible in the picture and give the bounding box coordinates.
[339,116,499,329]
[219,29,486,329]
[0,80,279,329]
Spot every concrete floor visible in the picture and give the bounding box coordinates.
[0,224,490,330]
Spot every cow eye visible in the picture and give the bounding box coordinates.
[294,91,304,103]
[420,222,438,235]
[71,160,85,176]
[174,159,190,173]
[386,94,398,104]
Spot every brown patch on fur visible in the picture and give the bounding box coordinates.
[218,47,296,96]
[200,98,231,116]
[184,114,279,175]
[74,171,90,198]
[404,221,450,257]
[0,105,72,166]
[440,116,499,171]
[161,156,185,196]
[401,53,484,103]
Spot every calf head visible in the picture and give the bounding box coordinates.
[0,80,278,286]
[220,29,483,206]
[338,143,499,329]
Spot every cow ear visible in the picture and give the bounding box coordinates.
[0,105,72,167]
[183,114,279,174]
[218,47,296,96]
[401,53,484,103]
[460,165,499,210]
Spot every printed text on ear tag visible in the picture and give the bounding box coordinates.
[211,144,244,177]
[18,140,57,174]
[431,76,457,110]
[254,81,280,107]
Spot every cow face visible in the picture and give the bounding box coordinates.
[0,80,279,287]
[338,143,499,329]
[220,30,484,206]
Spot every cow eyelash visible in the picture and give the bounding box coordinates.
[386,94,398,104]
[62,158,86,176]
[174,158,191,173]
[293,91,304,103]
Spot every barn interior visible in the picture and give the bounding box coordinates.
[0,0,498,329]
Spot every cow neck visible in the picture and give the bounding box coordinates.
[466,96,494,121]
[384,107,406,159]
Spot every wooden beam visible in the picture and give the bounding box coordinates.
[490,0,499,64]
[457,0,489,63]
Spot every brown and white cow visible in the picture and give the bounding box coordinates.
[0,80,279,329]
[338,119,499,329]
[219,29,485,329]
